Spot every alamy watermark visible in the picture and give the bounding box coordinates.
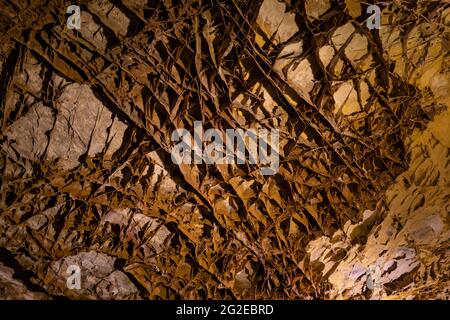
[66,264,81,289]
[170,121,279,175]
[366,264,382,290]
[366,4,381,30]
[66,5,81,30]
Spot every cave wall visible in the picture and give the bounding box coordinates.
[0,0,448,299]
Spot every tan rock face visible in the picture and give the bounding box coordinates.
[303,108,450,299]
[49,251,141,299]
[0,0,448,300]
[305,0,331,20]
[257,0,299,44]
[0,261,50,300]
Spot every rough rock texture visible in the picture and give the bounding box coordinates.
[0,261,50,299]
[0,0,449,299]
[304,109,450,299]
